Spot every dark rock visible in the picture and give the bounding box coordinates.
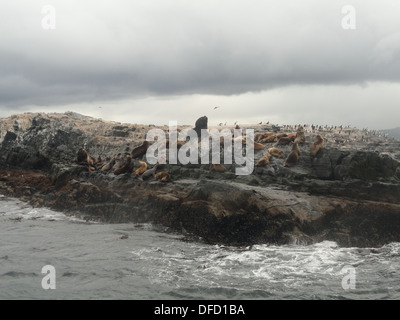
[111,130,130,137]
[396,167,400,180]
[13,120,21,132]
[113,125,129,131]
[31,115,51,129]
[3,131,17,143]
[1,112,400,248]
[311,152,332,179]
[346,151,399,180]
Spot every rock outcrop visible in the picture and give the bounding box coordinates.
[1,112,400,247]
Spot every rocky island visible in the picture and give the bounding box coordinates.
[1,111,399,247]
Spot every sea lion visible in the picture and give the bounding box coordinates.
[263,132,275,137]
[141,163,159,180]
[256,154,272,167]
[112,155,125,171]
[310,134,325,157]
[259,135,277,143]
[135,160,148,175]
[276,133,288,139]
[255,133,264,142]
[283,142,300,167]
[294,125,306,145]
[253,141,265,150]
[287,133,297,141]
[101,157,116,172]
[276,136,293,146]
[268,147,285,158]
[194,115,208,138]
[155,171,171,182]
[114,155,134,175]
[209,164,227,172]
[177,140,186,148]
[241,136,265,150]
[256,132,275,142]
[77,148,88,164]
[232,136,245,144]
[235,124,240,130]
[77,148,96,171]
[77,148,95,166]
[131,141,150,159]
[231,135,264,150]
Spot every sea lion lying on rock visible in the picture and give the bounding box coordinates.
[135,160,148,176]
[131,141,150,159]
[276,136,294,146]
[256,154,272,167]
[255,132,275,142]
[141,163,159,180]
[268,147,285,158]
[259,135,277,143]
[114,155,134,175]
[155,172,171,182]
[210,164,227,172]
[101,157,116,172]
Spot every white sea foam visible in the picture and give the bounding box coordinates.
[0,196,86,223]
[1,193,400,300]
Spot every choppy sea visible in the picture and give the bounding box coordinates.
[1,194,400,300]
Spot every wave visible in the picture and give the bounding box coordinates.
[0,195,87,223]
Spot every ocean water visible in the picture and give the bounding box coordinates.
[1,194,400,300]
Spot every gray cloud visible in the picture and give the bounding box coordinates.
[0,1,399,129]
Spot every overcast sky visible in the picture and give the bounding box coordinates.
[0,0,399,129]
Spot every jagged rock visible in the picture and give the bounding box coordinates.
[3,131,17,143]
[396,167,400,180]
[0,112,400,247]
[31,114,51,129]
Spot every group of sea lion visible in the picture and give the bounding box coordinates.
[256,147,286,167]
[76,140,171,182]
[255,126,306,146]
[223,133,265,150]
[255,125,325,168]
[77,148,104,171]
[77,124,325,176]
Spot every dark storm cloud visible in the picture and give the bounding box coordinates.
[0,0,399,109]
